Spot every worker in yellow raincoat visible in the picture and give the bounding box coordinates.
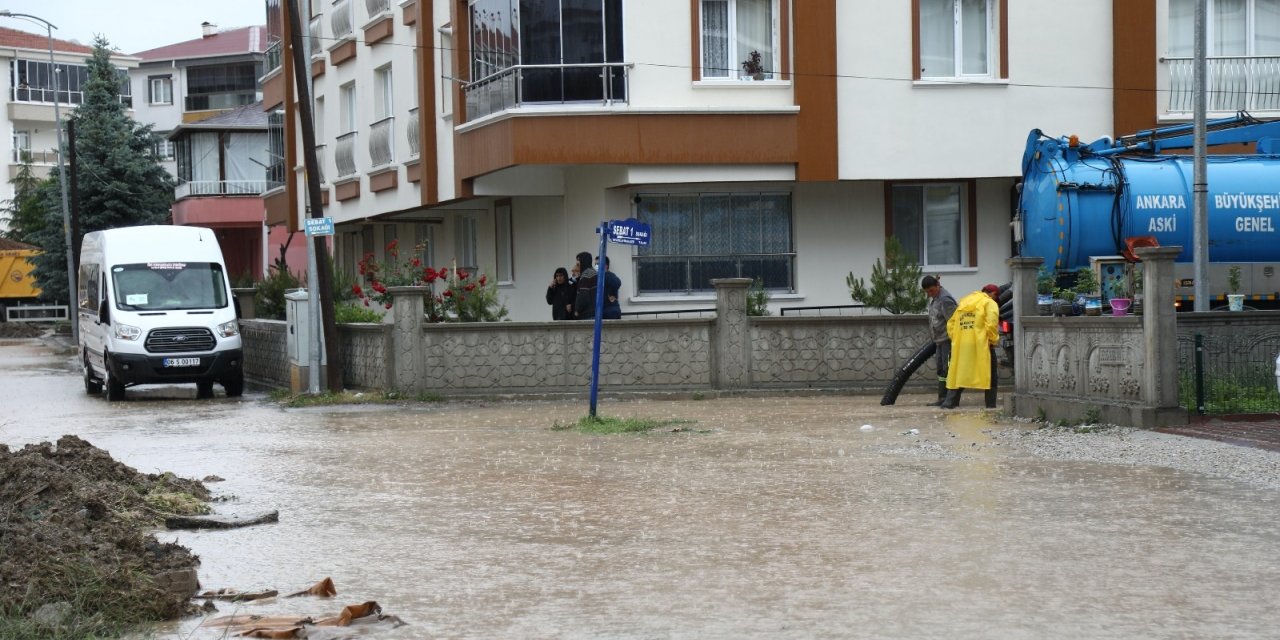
[941,284,1000,409]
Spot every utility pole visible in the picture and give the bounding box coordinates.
[285,0,343,391]
[1192,0,1209,311]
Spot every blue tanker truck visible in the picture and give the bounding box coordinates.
[1017,112,1280,309]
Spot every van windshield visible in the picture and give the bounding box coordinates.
[111,262,228,311]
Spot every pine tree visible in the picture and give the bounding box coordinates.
[0,159,48,244]
[845,236,927,315]
[29,36,175,302]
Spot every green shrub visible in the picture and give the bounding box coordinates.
[747,278,771,316]
[334,302,383,324]
[846,236,926,314]
[254,261,302,320]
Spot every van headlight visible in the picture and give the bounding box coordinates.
[115,323,142,341]
[217,320,240,338]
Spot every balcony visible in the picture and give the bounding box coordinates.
[369,116,394,168]
[11,148,58,164]
[464,62,631,121]
[309,15,324,57]
[185,92,262,112]
[335,131,358,178]
[1165,55,1280,114]
[314,143,328,183]
[331,0,354,41]
[365,0,390,19]
[265,39,282,75]
[175,180,275,200]
[407,107,419,157]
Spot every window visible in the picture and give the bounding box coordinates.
[917,0,1002,79]
[149,76,173,105]
[889,183,968,268]
[153,139,175,161]
[414,223,437,268]
[467,0,624,113]
[1170,0,1280,56]
[267,110,285,187]
[185,63,261,110]
[340,82,357,133]
[78,262,100,312]
[635,192,793,294]
[454,214,478,272]
[374,65,393,120]
[438,26,453,117]
[494,201,513,283]
[13,130,30,160]
[701,0,777,79]
[9,59,126,105]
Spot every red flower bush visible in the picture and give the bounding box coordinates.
[352,241,507,322]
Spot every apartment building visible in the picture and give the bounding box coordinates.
[267,1,1143,322]
[1,26,137,210]
[131,23,307,280]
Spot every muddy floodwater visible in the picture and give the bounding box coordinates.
[2,337,1279,639]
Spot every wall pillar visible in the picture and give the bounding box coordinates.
[388,286,427,392]
[1135,246,1181,409]
[232,287,257,320]
[711,278,752,389]
[1007,257,1043,393]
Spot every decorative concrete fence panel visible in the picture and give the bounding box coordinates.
[751,316,931,388]
[337,324,392,390]
[1019,317,1145,402]
[240,319,289,387]
[419,319,714,393]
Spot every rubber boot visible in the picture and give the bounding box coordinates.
[984,387,997,409]
[940,388,962,409]
[927,382,947,407]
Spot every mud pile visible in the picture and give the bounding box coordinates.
[0,435,209,626]
[0,322,44,338]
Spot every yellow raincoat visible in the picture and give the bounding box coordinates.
[945,290,999,390]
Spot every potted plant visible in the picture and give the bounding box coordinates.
[1227,265,1245,311]
[741,50,766,80]
[1036,266,1056,316]
[1073,267,1101,316]
[1109,275,1131,316]
[1052,286,1074,317]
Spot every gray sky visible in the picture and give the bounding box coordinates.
[2,0,265,55]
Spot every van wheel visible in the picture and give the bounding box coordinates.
[196,382,214,399]
[222,372,244,398]
[105,365,125,402]
[83,355,102,395]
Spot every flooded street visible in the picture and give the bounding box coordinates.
[3,336,1279,639]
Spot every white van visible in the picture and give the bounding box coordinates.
[78,225,243,401]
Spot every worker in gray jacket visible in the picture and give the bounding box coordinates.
[921,275,957,406]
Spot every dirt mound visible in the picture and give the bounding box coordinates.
[0,435,210,627]
[0,322,44,338]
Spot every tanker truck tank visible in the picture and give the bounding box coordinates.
[1016,115,1280,308]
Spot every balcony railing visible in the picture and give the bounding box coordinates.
[185,91,261,111]
[265,39,282,74]
[336,131,358,178]
[314,143,327,183]
[464,62,632,121]
[369,116,394,168]
[406,107,420,157]
[309,15,324,56]
[331,0,354,40]
[12,148,58,164]
[175,180,273,199]
[366,0,390,19]
[1165,55,1280,114]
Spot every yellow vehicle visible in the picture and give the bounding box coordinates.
[0,239,42,318]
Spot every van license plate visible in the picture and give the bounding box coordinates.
[163,357,200,367]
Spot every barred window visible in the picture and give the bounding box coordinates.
[635,192,793,294]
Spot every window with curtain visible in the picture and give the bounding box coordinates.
[918,0,995,78]
[454,215,478,272]
[701,0,776,79]
[890,183,965,268]
[1169,0,1280,55]
[374,65,393,120]
[149,76,173,105]
[340,83,357,133]
[635,192,793,294]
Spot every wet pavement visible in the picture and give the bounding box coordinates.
[2,336,1279,639]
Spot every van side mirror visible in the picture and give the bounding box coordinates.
[233,296,242,319]
[98,300,109,325]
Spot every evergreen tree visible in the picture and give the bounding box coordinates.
[846,236,927,315]
[29,36,175,302]
[0,159,48,244]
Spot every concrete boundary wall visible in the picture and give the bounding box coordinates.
[242,279,934,396]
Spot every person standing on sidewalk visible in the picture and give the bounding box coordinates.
[941,284,1001,409]
[922,275,957,406]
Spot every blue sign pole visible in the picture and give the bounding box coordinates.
[588,222,609,418]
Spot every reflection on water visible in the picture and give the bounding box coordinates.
[2,340,1279,639]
